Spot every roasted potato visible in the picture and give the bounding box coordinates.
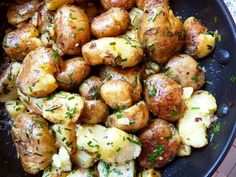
[76,124,141,163]
[80,99,109,124]
[5,100,26,118]
[2,24,42,60]
[42,91,84,124]
[12,112,57,174]
[52,123,77,155]
[52,147,72,172]
[78,76,103,100]
[46,0,74,10]
[99,66,142,102]
[138,0,185,64]
[0,62,22,102]
[144,74,185,122]
[178,91,217,148]
[42,166,68,177]
[67,168,98,177]
[165,54,205,90]
[140,61,160,79]
[78,2,102,23]
[72,150,95,168]
[100,0,136,10]
[54,4,91,55]
[184,17,216,59]
[16,47,60,97]
[91,7,130,38]
[17,88,47,115]
[138,119,181,168]
[98,160,135,177]
[129,7,144,30]
[100,79,133,109]
[82,37,143,68]
[56,57,91,91]
[106,101,149,132]
[138,169,161,177]
[7,0,41,25]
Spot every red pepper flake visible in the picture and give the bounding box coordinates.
[195,117,202,122]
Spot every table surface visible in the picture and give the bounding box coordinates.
[213,1,236,177]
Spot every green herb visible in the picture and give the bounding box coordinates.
[229,76,236,84]
[191,76,199,83]
[172,109,179,118]
[116,147,121,152]
[147,145,165,163]
[148,86,157,97]
[14,43,19,48]
[68,96,75,100]
[191,107,200,110]
[208,31,215,36]
[127,137,141,145]
[78,27,84,31]
[29,87,33,93]
[143,35,148,41]
[15,107,21,111]
[69,12,77,20]
[109,42,116,45]
[213,122,221,133]
[147,41,158,48]
[218,34,222,42]
[115,110,122,119]
[87,141,99,148]
[65,107,77,119]
[52,49,60,65]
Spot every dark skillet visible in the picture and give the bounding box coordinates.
[0,0,236,177]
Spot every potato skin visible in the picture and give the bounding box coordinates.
[144,74,185,122]
[12,112,57,174]
[100,79,133,109]
[138,119,181,168]
[138,0,185,64]
[46,0,74,11]
[91,7,130,38]
[106,101,149,132]
[2,24,42,60]
[100,0,135,10]
[56,57,90,91]
[82,37,143,68]
[165,54,205,90]
[80,99,109,124]
[16,47,60,97]
[55,4,91,55]
[7,0,40,25]
[78,76,103,100]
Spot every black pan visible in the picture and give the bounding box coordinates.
[0,0,236,177]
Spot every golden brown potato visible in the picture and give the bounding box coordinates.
[78,76,103,100]
[46,0,74,10]
[80,99,109,124]
[2,24,42,60]
[184,17,216,59]
[99,66,142,102]
[138,119,181,168]
[165,54,205,90]
[138,0,185,64]
[0,62,22,102]
[106,101,149,132]
[144,74,185,122]
[100,0,136,10]
[82,37,143,68]
[56,57,91,91]
[7,0,41,25]
[140,61,160,79]
[54,4,91,55]
[91,7,130,38]
[52,123,77,155]
[100,79,133,109]
[16,47,60,97]
[12,112,57,174]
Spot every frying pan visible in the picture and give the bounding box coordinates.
[0,0,236,177]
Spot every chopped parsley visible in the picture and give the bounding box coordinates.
[191,107,200,110]
[115,110,122,119]
[191,76,199,83]
[109,42,116,45]
[213,122,221,133]
[148,86,157,97]
[147,145,165,163]
[172,109,179,118]
[127,137,141,145]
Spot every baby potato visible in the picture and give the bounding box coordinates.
[16,47,60,97]
[80,99,109,124]
[67,168,98,177]
[82,37,143,68]
[165,54,205,90]
[99,66,142,103]
[91,7,130,38]
[5,100,26,118]
[178,90,217,148]
[17,88,46,115]
[98,160,135,177]
[52,123,77,155]
[129,8,144,30]
[2,23,42,61]
[100,80,133,109]
[78,76,103,100]
[138,119,181,168]
[52,147,72,172]
[100,0,136,10]
[46,0,74,10]
[54,4,91,55]
[184,17,216,59]
[144,74,185,122]
[42,91,84,124]
[72,150,95,168]
[42,166,68,177]
[7,0,41,25]
[106,101,149,132]
[76,124,141,164]
[56,57,91,91]
[12,112,57,174]
[0,62,22,102]
[138,169,161,177]
[140,61,160,79]
[138,0,185,64]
